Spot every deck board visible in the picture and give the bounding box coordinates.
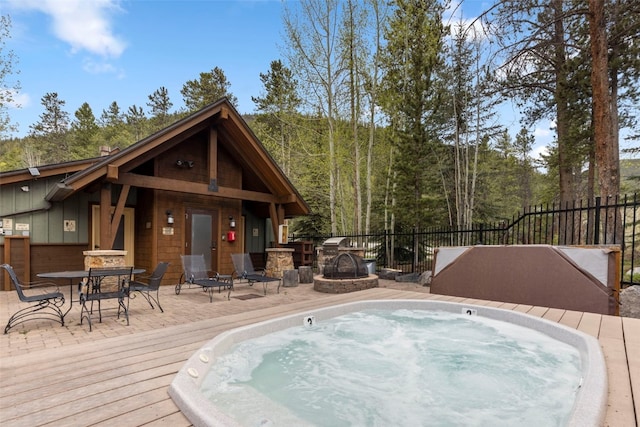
[542,307,565,322]
[558,310,583,329]
[622,317,640,426]
[577,312,603,337]
[1,286,636,426]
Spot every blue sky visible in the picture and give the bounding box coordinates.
[4,0,286,137]
[2,0,564,158]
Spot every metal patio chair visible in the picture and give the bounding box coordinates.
[2,263,66,334]
[231,253,281,295]
[176,255,232,302]
[128,262,169,312]
[79,267,133,331]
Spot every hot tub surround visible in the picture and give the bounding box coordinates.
[169,300,607,427]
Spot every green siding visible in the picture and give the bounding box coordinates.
[1,176,93,244]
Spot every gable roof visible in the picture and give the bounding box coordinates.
[3,98,309,217]
[0,158,99,186]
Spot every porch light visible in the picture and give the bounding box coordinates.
[176,159,194,168]
[229,216,236,228]
[166,210,174,225]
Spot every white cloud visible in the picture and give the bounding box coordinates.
[82,58,115,74]
[8,0,126,58]
[82,57,126,79]
[533,127,551,138]
[12,92,31,109]
[444,1,489,41]
[532,143,549,161]
[534,119,556,138]
[4,89,31,109]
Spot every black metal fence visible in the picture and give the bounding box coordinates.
[289,193,639,287]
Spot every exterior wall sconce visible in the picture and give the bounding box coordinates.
[229,216,236,228]
[175,159,194,168]
[21,185,30,192]
[166,210,174,225]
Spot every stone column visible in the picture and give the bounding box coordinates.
[265,248,294,278]
[83,250,127,292]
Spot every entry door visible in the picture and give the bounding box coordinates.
[186,209,219,272]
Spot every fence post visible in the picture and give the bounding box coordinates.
[594,196,601,245]
[412,228,417,272]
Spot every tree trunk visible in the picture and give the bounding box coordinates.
[589,0,620,244]
[552,0,574,243]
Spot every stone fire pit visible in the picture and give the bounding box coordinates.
[313,274,379,293]
[314,252,378,293]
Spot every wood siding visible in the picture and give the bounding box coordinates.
[0,243,86,289]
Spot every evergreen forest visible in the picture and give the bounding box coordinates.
[1,1,639,236]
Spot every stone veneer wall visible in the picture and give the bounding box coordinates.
[83,250,126,292]
[265,248,294,278]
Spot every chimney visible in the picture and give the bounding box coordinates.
[99,146,111,157]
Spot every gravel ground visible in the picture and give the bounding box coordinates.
[620,286,640,318]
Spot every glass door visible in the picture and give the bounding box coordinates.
[186,208,219,272]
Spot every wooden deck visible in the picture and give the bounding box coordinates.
[0,285,638,426]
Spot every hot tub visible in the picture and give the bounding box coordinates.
[169,300,607,427]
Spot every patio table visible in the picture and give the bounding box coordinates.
[37,268,145,318]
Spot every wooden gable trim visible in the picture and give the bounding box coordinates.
[118,121,212,172]
[117,172,290,204]
[95,183,130,250]
[269,203,279,247]
[217,126,283,196]
[209,127,218,187]
[100,184,112,250]
[107,164,119,181]
[268,203,286,248]
[37,99,308,215]
[56,108,223,194]
[110,184,130,245]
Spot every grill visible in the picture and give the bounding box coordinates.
[323,252,369,279]
[322,237,351,257]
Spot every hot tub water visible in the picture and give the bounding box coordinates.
[201,309,582,426]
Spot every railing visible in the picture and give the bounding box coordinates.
[289,193,639,287]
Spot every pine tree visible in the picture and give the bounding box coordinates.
[251,60,300,175]
[29,92,70,164]
[180,67,238,112]
[147,86,173,129]
[379,0,448,231]
[100,101,130,149]
[70,102,99,158]
[124,105,147,141]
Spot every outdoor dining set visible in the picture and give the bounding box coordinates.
[1,253,280,334]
